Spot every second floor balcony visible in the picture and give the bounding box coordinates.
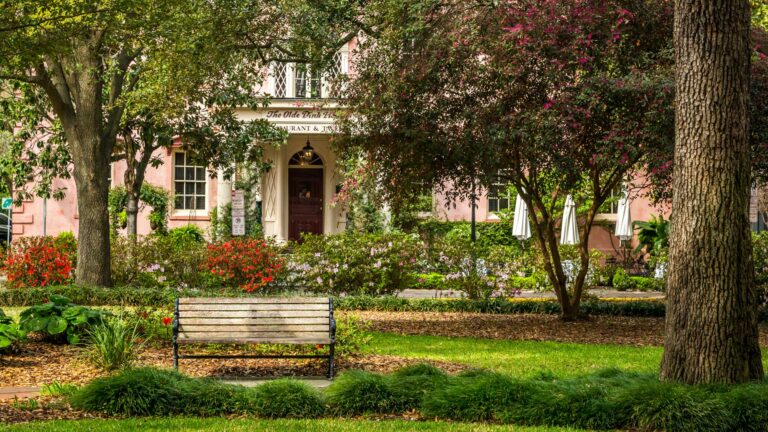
[268,50,349,100]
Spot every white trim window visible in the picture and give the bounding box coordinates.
[273,63,287,98]
[488,181,512,213]
[173,151,208,212]
[269,47,349,98]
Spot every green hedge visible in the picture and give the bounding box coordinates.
[334,295,668,318]
[16,285,765,320]
[70,366,768,431]
[0,286,663,319]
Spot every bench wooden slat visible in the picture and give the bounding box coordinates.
[179,318,330,325]
[179,297,330,304]
[179,304,329,312]
[179,324,330,332]
[177,337,332,344]
[181,330,328,337]
[178,311,330,318]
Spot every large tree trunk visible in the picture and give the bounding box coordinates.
[661,0,763,384]
[52,40,114,287]
[71,134,113,287]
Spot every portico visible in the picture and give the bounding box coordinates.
[237,101,346,242]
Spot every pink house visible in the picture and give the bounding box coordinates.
[10,39,673,254]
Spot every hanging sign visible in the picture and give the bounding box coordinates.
[231,190,245,236]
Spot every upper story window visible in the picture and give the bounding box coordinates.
[274,63,287,97]
[269,49,348,99]
[173,151,207,211]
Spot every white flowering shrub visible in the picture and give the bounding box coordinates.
[287,232,424,295]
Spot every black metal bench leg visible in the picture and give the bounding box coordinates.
[328,342,335,379]
[173,341,179,369]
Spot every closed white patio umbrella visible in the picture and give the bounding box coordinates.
[512,194,531,241]
[615,190,633,242]
[560,194,579,245]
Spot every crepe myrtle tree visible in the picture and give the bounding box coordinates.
[0,0,360,285]
[337,0,676,320]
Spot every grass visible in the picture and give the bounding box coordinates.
[366,332,665,378]
[5,418,586,431]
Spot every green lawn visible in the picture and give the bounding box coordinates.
[366,332,664,377]
[6,418,585,432]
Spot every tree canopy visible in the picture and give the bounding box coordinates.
[337,0,676,318]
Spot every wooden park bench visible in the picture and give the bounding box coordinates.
[172,297,336,378]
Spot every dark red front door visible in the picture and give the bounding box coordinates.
[289,168,323,241]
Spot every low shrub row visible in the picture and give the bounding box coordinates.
[0,287,669,317]
[69,368,323,417]
[334,295,669,318]
[612,268,665,292]
[70,366,768,431]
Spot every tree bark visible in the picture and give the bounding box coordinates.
[661,0,763,384]
[41,38,114,287]
[125,193,139,237]
[72,153,112,286]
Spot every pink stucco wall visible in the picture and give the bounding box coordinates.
[12,146,217,238]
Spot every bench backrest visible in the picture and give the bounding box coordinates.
[176,297,333,345]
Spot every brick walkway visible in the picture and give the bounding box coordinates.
[0,387,40,401]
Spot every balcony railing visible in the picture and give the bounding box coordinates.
[269,51,349,99]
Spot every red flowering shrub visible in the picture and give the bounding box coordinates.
[205,238,284,292]
[3,237,74,289]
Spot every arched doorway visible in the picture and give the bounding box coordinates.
[288,148,324,241]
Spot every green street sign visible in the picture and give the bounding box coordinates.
[1,198,12,210]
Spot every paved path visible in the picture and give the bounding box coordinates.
[0,387,40,401]
[219,377,332,389]
[399,288,664,299]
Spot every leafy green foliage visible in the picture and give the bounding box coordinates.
[108,185,171,235]
[612,269,664,292]
[325,370,396,415]
[287,232,422,296]
[0,308,26,352]
[612,268,633,291]
[326,365,449,416]
[333,315,373,356]
[338,0,677,318]
[168,225,206,244]
[251,380,325,418]
[41,381,80,398]
[19,295,105,344]
[69,368,255,416]
[634,215,669,256]
[421,369,768,430]
[82,315,142,372]
[110,234,211,289]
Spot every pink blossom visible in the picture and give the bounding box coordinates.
[543,99,555,109]
[504,23,524,33]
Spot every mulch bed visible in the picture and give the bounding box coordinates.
[0,397,105,424]
[0,344,467,389]
[350,311,768,347]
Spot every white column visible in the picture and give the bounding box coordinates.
[216,169,232,209]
